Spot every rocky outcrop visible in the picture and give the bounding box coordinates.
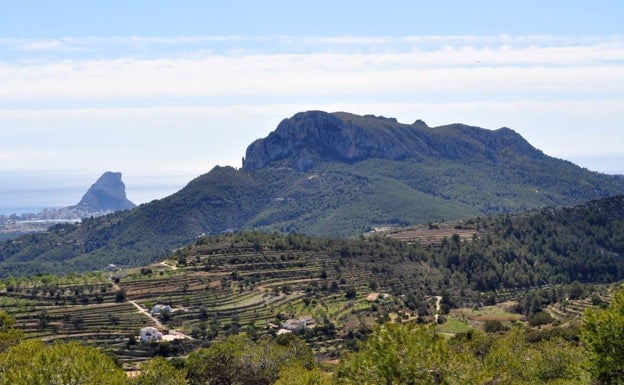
[70,172,135,212]
[242,111,542,171]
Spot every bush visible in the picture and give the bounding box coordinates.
[483,319,506,333]
[115,289,126,303]
[528,311,554,327]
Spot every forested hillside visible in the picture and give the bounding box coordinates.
[2,112,624,277]
[2,195,624,383]
[412,195,624,293]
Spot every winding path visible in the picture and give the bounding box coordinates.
[159,261,178,270]
[433,296,442,324]
[129,300,165,329]
[128,300,192,340]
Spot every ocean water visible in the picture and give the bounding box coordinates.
[0,171,194,216]
[2,157,622,217]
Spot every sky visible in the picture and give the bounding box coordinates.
[1,0,623,206]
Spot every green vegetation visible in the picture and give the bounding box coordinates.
[335,322,588,384]
[131,356,187,385]
[1,193,624,382]
[583,288,624,384]
[0,310,23,353]
[6,289,624,385]
[424,207,624,293]
[0,339,128,385]
[1,194,624,367]
[3,111,624,277]
[186,333,314,385]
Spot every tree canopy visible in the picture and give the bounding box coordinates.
[186,333,315,385]
[0,339,127,385]
[583,288,624,384]
[0,310,23,353]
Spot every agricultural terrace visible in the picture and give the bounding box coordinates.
[1,230,620,370]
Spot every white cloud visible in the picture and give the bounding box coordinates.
[0,152,14,162]
[0,49,622,103]
[0,34,622,175]
[1,99,622,161]
[2,34,622,52]
[0,34,621,106]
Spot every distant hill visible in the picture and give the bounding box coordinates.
[0,171,135,239]
[69,171,135,212]
[174,193,624,296]
[244,112,536,171]
[1,111,624,276]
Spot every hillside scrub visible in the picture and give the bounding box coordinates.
[4,285,624,384]
[2,197,624,360]
[583,288,624,384]
[0,197,624,381]
[0,339,128,385]
[0,304,605,385]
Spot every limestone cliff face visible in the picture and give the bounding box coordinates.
[242,111,542,171]
[71,172,135,212]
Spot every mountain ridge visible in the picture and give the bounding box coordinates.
[242,111,542,171]
[1,110,624,276]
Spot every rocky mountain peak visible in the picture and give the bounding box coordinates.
[71,171,135,212]
[242,111,543,171]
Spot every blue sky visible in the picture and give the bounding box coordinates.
[3,1,623,36]
[1,1,623,205]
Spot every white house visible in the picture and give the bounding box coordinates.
[281,318,305,331]
[140,326,163,343]
[281,315,315,331]
[151,304,173,316]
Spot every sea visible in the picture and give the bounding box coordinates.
[1,157,622,217]
[0,171,194,216]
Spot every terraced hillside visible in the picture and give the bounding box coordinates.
[118,232,439,352]
[3,195,624,369]
[4,111,624,278]
[0,232,444,368]
[384,220,493,245]
[0,273,191,371]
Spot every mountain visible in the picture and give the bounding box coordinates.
[1,110,624,277]
[0,172,135,239]
[70,171,135,212]
[243,111,534,171]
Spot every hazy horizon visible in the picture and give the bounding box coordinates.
[2,1,623,213]
[0,170,194,216]
[2,149,624,217]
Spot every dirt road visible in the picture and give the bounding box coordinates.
[128,300,192,340]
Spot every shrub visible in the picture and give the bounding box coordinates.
[528,311,554,327]
[483,319,506,333]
